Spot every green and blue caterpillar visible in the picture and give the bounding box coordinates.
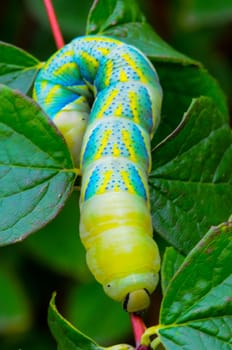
[33,35,162,313]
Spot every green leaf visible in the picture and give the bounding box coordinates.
[48,293,104,350]
[86,0,144,34]
[0,265,31,334]
[103,22,195,65]
[150,97,232,253]
[143,219,232,349]
[0,42,40,94]
[159,316,232,350]
[65,282,130,345]
[49,294,133,350]
[161,247,185,295]
[157,219,232,350]
[22,192,91,281]
[161,219,232,323]
[0,84,76,246]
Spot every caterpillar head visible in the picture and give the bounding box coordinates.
[103,272,159,313]
[123,289,150,313]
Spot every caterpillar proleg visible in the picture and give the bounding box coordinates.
[33,35,162,313]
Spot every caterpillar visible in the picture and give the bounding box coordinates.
[33,35,162,313]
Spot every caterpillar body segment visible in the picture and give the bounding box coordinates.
[33,35,163,313]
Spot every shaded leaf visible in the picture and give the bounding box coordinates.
[0,42,40,94]
[150,97,232,253]
[154,62,229,146]
[86,0,144,34]
[0,85,76,245]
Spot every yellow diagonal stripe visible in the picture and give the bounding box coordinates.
[81,51,98,67]
[45,84,60,105]
[97,169,113,194]
[122,129,137,162]
[104,60,113,86]
[121,53,147,83]
[128,90,139,124]
[96,88,118,118]
[94,129,112,160]
[120,170,135,194]
[53,62,77,78]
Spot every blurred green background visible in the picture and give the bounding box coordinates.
[0,0,231,349]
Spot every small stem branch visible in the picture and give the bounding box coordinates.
[43,0,65,49]
[130,313,148,350]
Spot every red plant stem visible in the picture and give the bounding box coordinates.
[130,313,148,349]
[43,0,65,49]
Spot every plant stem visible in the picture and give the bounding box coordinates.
[43,0,65,49]
[130,313,148,350]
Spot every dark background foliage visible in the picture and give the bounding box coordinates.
[0,1,231,349]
